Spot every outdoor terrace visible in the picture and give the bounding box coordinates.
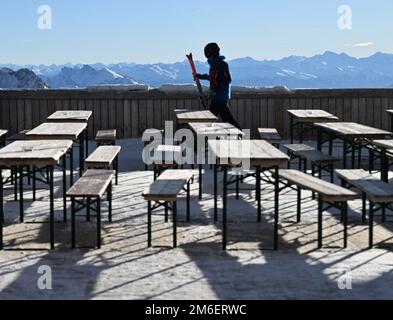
[1,88,393,300]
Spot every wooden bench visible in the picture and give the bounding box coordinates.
[143,169,194,248]
[85,146,121,185]
[95,129,116,146]
[278,169,359,249]
[284,144,339,182]
[152,145,182,180]
[66,169,114,249]
[336,169,393,248]
[258,128,282,146]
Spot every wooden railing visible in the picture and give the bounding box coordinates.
[1,88,392,139]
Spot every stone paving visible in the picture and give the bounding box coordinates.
[1,139,393,299]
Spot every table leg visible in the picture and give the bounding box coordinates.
[49,166,55,250]
[63,156,67,222]
[274,166,279,250]
[381,148,389,182]
[198,164,202,200]
[70,148,74,186]
[79,134,85,177]
[222,166,228,250]
[290,116,294,144]
[351,143,356,169]
[214,164,218,222]
[256,166,261,223]
[85,128,89,158]
[299,122,304,144]
[97,197,101,249]
[343,140,348,169]
[71,197,76,249]
[19,165,24,223]
[317,128,322,151]
[32,166,36,201]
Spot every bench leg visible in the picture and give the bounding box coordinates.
[147,201,152,247]
[187,180,190,223]
[369,149,374,173]
[329,138,333,156]
[97,198,101,249]
[369,201,374,249]
[318,197,323,249]
[62,156,67,222]
[214,164,218,222]
[79,134,84,177]
[0,167,3,250]
[382,203,386,223]
[342,202,348,248]
[173,201,177,248]
[108,183,112,223]
[329,164,334,183]
[362,193,367,223]
[297,186,301,223]
[71,197,76,249]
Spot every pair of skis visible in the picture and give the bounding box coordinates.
[186,53,209,109]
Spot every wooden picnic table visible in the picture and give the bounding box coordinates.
[47,111,92,156]
[0,130,7,147]
[0,139,73,250]
[208,139,289,250]
[314,122,391,169]
[189,122,244,200]
[47,110,92,123]
[287,109,339,143]
[26,122,88,180]
[175,110,218,125]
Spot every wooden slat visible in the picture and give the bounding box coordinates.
[85,146,121,167]
[27,122,87,140]
[336,169,393,202]
[279,169,359,202]
[0,140,73,166]
[143,169,194,201]
[66,169,114,198]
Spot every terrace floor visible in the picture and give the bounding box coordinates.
[1,139,393,300]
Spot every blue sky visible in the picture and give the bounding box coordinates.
[0,0,392,64]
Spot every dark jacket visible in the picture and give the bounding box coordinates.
[199,55,232,102]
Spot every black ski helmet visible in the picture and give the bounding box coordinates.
[204,42,220,58]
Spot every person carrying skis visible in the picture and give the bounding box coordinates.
[195,42,242,130]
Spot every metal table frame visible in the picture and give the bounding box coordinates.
[0,143,73,250]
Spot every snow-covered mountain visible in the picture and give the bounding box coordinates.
[3,51,393,89]
[43,65,139,88]
[0,68,48,89]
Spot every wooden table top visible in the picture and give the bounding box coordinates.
[26,122,87,140]
[47,110,92,122]
[0,129,8,138]
[287,109,339,122]
[175,110,218,124]
[0,140,73,166]
[189,122,244,137]
[208,139,289,167]
[314,122,391,139]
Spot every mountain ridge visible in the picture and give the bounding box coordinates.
[2,51,393,89]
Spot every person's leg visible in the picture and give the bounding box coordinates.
[210,101,242,130]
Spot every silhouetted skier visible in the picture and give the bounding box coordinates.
[195,43,242,130]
